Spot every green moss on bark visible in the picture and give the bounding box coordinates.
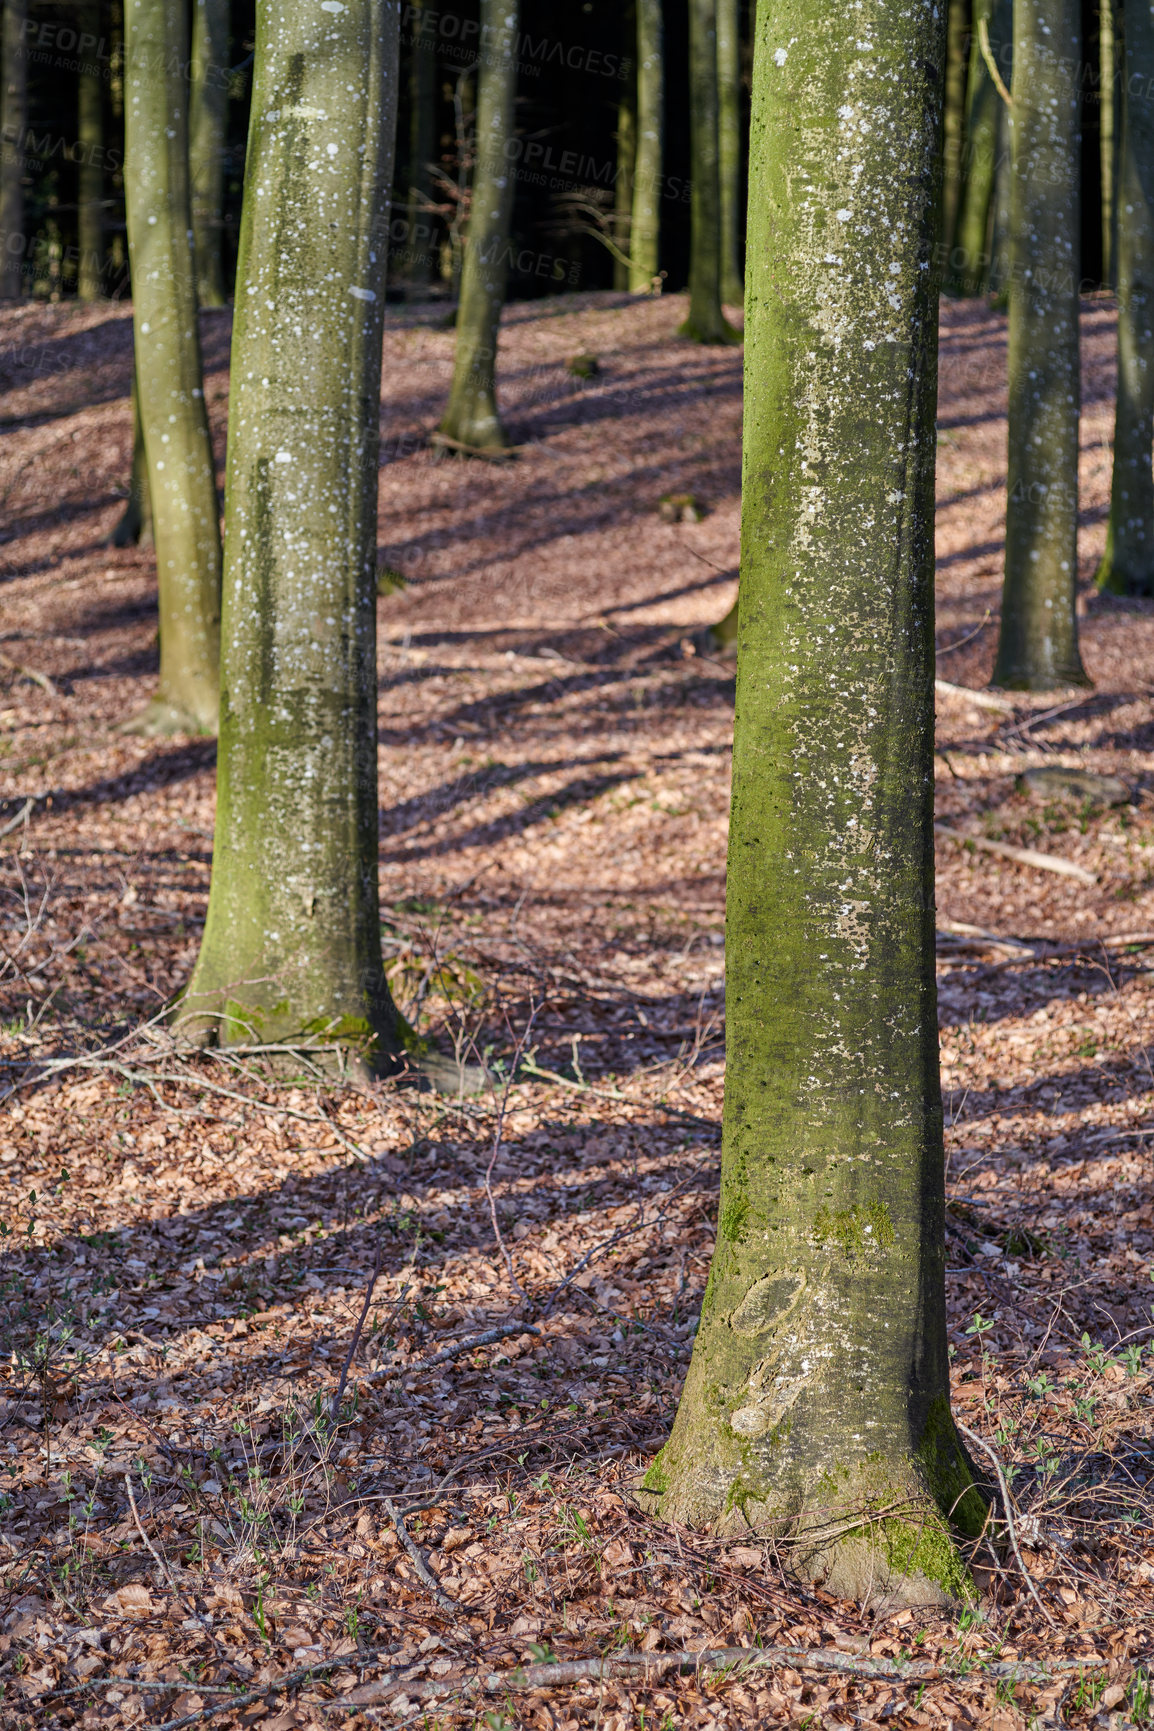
[681,0,739,344]
[629,0,663,292]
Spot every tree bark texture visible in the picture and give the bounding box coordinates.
[993,0,1087,688]
[682,0,736,341]
[77,2,105,300]
[124,0,223,733]
[615,9,637,294]
[190,0,230,307]
[438,0,519,450]
[644,0,987,1605]
[717,0,743,305]
[180,0,406,1068]
[0,0,27,301]
[406,5,437,289]
[1098,0,1154,593]
[629,0,664,291]
[110,365,155,549]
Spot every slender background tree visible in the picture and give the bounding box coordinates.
[682,0,737,341]
[190,0,230,308]
[644,0,988,1602]
[629,0,664,292]
[0,0,27,300]
[406,2,438,292]
[716,0,743,306]
[77,0,104,300]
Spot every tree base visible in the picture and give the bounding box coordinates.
[678,316,743,347]
[108,499,153,549]
[430,430,515,463]
[1096,555,1154,598]
[989,667,1092,694]
[117,696,217,737]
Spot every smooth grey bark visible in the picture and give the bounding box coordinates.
[1098,0,1154,593]
[629,0,664,291]
[406,5,437,290]
[644,0,986,1604]
[179,0,409,1073]
[77,3,105,300]
[110,366,154,548]
[438,0,519,450]
[717,0,743,305]
[124,0,222,733]
[0,0,27,301]
[992,0,1088,688]
[682,0,738,341]
[190,0,230,307]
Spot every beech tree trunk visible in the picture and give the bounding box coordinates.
[77,4,105,300]
[438,0,518,450]
[614,8,637,294]
[190,0,230,307]
[941,0,970,257]
[992,0,1088,689]
[643,0,988,1605]
[629,0,663,291]
[682,0,737,342]
[179,0,408,1072]
[951,0,1011,294]
[717,0,743,306]
[406,5,437,290]
[1100,0,1117,288]
[124,0,223,733]
[1098,0,1154,593]
[110,366,154,549]
[0,0,27,301]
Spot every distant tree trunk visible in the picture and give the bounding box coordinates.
[178,0,410,1074]
[1098,0,1154,594]
[1100,0,1118,288]
[682,0,737,342]
[406,5,437,291]
[123,0,222,733]
[716,0,742,305]
[643,0,989,1603]
[77,3,105,300]
[190,0,229,307]
[941,0,970,257]
[951,0,1010,294]
[987,90,1012,297]
[0,0,27,301]
[992,0,1088,689]
[614,3,637,293]
[629,0,663,291]
[438,0,518,450]
[109,366,154,548]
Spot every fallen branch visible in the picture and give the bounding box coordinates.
[0,797,34,841]
[360,1319,540,1387]
[935,824,1097,886]
[934,677,1013,713]
[339,1642,1106,1707]
[383,1496,459,1613]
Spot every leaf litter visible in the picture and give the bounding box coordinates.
[0,291,1151,1726]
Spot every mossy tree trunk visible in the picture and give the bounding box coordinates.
[682,0,737,342]
[124,0,222,733]
[1098,0,1154,593]
[77,2,105,300]
[1100,0,1118,288]
[941,0,970,258]
[717,0,743,306]
[0,0,27,301]
[190,0,230,307]
[438,0,518,450]
[992,0,1088,689]
[178,0,408,1072]
[643,0,988,1605]
[614,6,637,293]
[629,0,664,291]
[110,365,154,548]
[951,0,1011,294]
[406,5,437,291]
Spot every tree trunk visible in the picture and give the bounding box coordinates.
[615,6,637,294]
[1097,0,1154,593]
[438,0,519,451]
[123,0,223,733]
[992,0,1088,689]
[941,0,971,258]
[682,0,737,342]
[0,0,27,301]
[109,365,155,548]
[1100,0,1118,288]
[190,0,230,307]
[178,0,409,1074]
[629,0,664,291]
[406,4,437,291]
[951,0,1010,294]
[77,2,105,300]
[642,0,988,1605]
[717,0,743,305]
[987,88,1012,297]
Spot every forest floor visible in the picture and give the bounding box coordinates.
[0,289,1152,1729]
